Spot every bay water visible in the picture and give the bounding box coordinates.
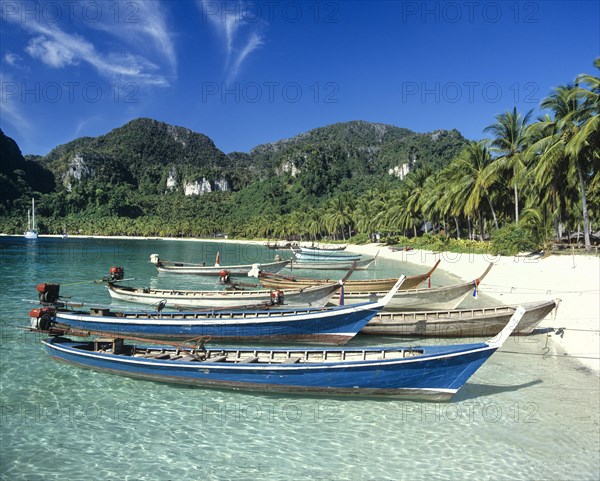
[1,237,598,480]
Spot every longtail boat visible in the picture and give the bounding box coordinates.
[32,278,405,344]
[292,249,362,261]
[150,253,290,276]
[290,257,376,271]
[328,264,494,311]
[259,260,440,293]
[106,281,343,310]
[362,299,558,337]
[299,244,347,253]
[42,306,526,400]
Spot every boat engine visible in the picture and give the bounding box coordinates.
[109,266,124,281]
[270,290,285,306]
[219,270,231,284]
[36,283,60,304]
[29,307,55,331]
[149,254,160,265]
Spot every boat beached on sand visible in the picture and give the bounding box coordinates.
[41,306,527,400]
[328,263,494,311]
[34,278,406,344]
[363,299,559,337]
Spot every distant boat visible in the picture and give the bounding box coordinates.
[150,253,290,276]
[41,306,526,400]
[289,257,376,270]
[24,198,38,239]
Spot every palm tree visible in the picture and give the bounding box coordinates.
[448,141,498,240]
[528,80,597,251]
[484,107,533,223]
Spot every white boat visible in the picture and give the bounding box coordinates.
[24,198,38,239]
[150,254,290,276]
[106,281,345,310]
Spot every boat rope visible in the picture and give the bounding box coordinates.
[482,284,599,295]
[497,350,600,360]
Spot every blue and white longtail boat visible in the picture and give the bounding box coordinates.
[37,278,406,345]
[42,306,526,400]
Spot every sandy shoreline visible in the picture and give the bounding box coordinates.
[7,234,599,374]
[347,243,600,375]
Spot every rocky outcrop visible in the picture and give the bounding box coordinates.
[63,154,94,191]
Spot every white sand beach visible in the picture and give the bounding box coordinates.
[348,243,600,374]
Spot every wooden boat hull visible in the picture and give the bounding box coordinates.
[299,245,347,253]
[362,300,558,336]
[259,260,440,293]
[330,264,493,311]
[154,258,290,275]
[43,338,498,399]
[293,251,360,261]
[106,282,341,309]
[290,257,375,271]
[51,302,383,345]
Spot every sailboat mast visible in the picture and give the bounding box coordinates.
[27,209,31,230]
[32,198,36,230]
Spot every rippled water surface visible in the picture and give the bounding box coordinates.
[1,237,598,481]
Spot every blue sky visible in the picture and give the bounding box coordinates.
[1,0,599,156]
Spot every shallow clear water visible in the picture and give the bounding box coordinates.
[1,237,598,481]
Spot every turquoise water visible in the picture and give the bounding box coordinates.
[1,237,598,481]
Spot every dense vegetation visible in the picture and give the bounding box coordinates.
[1,59,598,255]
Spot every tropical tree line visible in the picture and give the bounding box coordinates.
[234,59,599,252]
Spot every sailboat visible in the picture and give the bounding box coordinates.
[24,198,38,239]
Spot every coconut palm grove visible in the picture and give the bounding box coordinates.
[1,59,598,255]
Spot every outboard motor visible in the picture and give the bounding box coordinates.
[36,283,60,304]
[29,307,55,331]
[149,254,160,265]
[219,270,231,284]
[270,290,285,306]
[109,266,124,281]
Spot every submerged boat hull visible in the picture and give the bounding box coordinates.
[363,300,558,336]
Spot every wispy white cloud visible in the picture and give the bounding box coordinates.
[5,1,173,87]
[230,32,264,80]
[15,20,168,86]
[26,36,78,68]
[91,1,177,72]
[4,52,25,68]
[199,0,266,81]
[0,72,33,132]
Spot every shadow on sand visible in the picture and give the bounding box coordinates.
[453,379,543,402]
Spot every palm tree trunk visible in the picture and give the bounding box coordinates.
[478,209,484,241]
[454,217,460,239]
[514,182,519,224]
[467,216,472,240]
[576,160,591,251]
[487,197,499,230]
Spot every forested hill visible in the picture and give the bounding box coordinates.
[0,119,469,235]
[249,121,467,174]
